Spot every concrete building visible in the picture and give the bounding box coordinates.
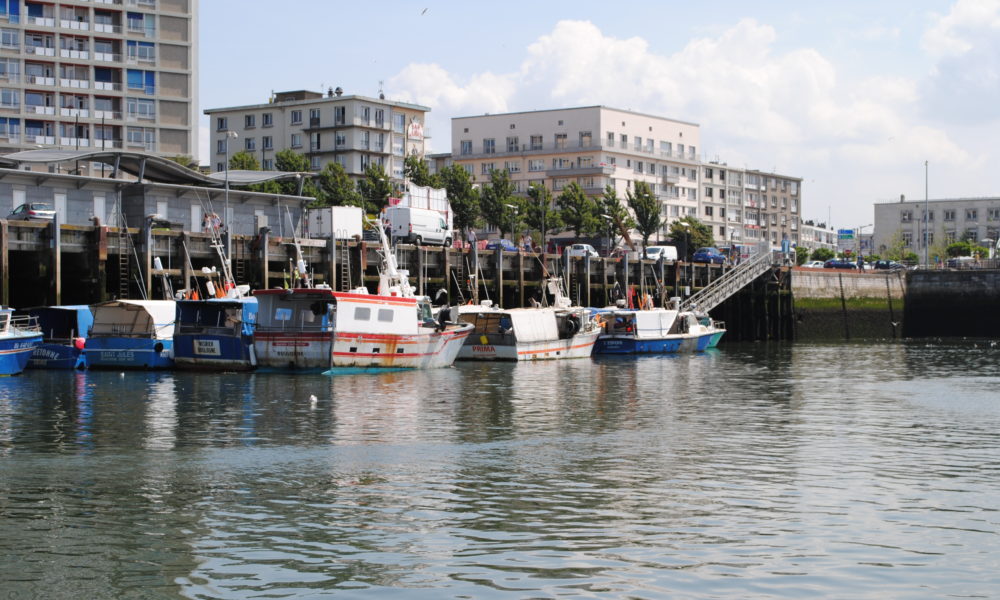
[0,0,198,166]
[450,106,702,240]
[873,196,1000,259]
[205,88,430,183]
[700,164,803,249]
[799,221,838,253]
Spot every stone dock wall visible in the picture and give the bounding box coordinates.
[791,268,907,340]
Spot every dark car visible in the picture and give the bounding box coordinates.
[873,260,905,271]
[824,259,857,269]
[485,238,518,251]
[692,247,725,264]
[7,202,56,221]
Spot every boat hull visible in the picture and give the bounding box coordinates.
[84,337,175,370]
[595,330,719,355]
[458,329,599,361]
[255,326,472,371]
[173,334,255,371]
[0,334,42,375]
[28,342,86,369]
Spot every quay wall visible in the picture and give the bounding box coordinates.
[791,269,905,340]
[904,270,1000,337]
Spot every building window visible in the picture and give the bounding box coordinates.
[528,159,544,172]
[606,131,614,146]
[290,110,302,124]
[705,206,713,217]
[216,117,228,131]
[309,108,320,125]
[375,108,384,127]
[335,132,346,148]
[901,210,912,223]
[290,133,302,148]
[262,135,272,150]
[127,97,155,119]
[216,139,226,154]
[704,187,713,197]
[261,112,272,127]
[126,69,154,95]
[393,113,405,133]
[942,209,954,221]
[966,209,978,221]
[504,160,521,173]
[244,114,255,128]
[530,135,543,150]
[245,137,255,151]
[506,136,519,152]
[483,138,495,154]
[262,158,274,170]
[334,106,345,125]
[555,133,567,149]
[579,131,592,147]
[460,140,472,155]
[989,208,1000,221]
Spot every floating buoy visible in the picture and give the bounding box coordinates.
[73,337,85,350]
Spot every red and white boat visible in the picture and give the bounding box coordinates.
[253,222,472,372]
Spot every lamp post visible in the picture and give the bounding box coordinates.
[503,203,518,248]
[223,130,238,262]
[924,160,929,268]
[600,214,612,256]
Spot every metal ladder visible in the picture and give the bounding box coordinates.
[232,237,246,285]
[679,249,780,313]
[117,226,130,299]
[452,254,467,304]
[339,237,352,290]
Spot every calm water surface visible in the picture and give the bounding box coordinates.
[1,342,999,599]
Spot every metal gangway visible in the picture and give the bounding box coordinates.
[679,249,782,313]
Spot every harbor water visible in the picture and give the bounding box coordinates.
[1,342,998,599]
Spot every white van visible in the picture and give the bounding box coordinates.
[384,206,453,246]
[645,246,678,261]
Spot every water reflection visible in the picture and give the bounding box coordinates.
[0,343,998,598]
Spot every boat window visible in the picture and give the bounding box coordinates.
[274,307,292,321]
[354,307,371,321]
[377,308,393,323]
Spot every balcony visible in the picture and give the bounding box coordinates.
[28,135,55,145]
[94,110,123,120]
[60,137,90,148]
[26,75,55,86]
[544,165,614,178]
[663,174,680,185]
[24,46,56,57]
[94,51,122,62]
[94,81,123,92]
[96,138,123,149]
[27,16,56,28]
[60,78,90,89]
[94,22,122,34]
[60,47,90,60]
[27,105,56,115]
[61,107,90,118]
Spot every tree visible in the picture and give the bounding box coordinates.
[165,155,198,170]
[667,216,714,261]
[795,246,810,265]
[881,229,910,261]
[228,151,260,171]
[625,181,661,255]
[810,247,835,262]
[557,182,599,238]
[480,169,522,239]
[524,183,562,252]
[254,149,321,200]
[404,155,440,188]
[598,184,636,252]
[438,164,479,238]
[356,163,394,214]
[316,162,362,208]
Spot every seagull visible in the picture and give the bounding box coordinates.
[421,8,428,15]
[309,394,318,409]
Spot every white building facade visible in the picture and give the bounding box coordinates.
[0,0,198,162]
[873,196,1000,258]
[205,89,429,183]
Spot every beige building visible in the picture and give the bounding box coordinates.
[205,88,429,182]
[701,164,803,249]
[873,196,1000,259]
[0,0,198,164]
[451,106,702,240]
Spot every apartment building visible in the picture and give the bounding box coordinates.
[451,106,702,238]
[205,88,429,182]
[0,0,197,165]
[873,196,1000,256]
[701,165,802,248]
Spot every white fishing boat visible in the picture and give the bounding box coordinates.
[593,302,726,355]
[253,220,473,372]
[455,278,600,361]
[0,308,42,376]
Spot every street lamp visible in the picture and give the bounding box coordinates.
[504,203,518,247]
[223,130,238,261]
[681,222,692,294]
[600,214,612,256]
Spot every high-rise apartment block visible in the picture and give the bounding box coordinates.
[0,0,198,163]
[701,165,802,247]
[204,88,430,182]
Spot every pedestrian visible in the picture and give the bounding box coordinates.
[466,228,477,249]
[857,254,864,270]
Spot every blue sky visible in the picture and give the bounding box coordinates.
[198,0,1000,230]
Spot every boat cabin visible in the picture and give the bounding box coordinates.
[89,300,175,340]
[176,298,257,337]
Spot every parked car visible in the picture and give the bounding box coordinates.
[645,245,678,261]
[824,259,857,269]
[7,202,55,222]
[566,243,599,258]
[873,260,905,271]
[692,247,725,264]
[802,260,826,269]
[945,256,977,269]
[485,238,518,252]
[609,246,640,259]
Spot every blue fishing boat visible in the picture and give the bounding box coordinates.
[0,308,43,375]
[84,300,176,370]
[593,307,725,355]
[173,296,258,371]
[20,305,93,369]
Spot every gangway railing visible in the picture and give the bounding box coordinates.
[679,249,781,313]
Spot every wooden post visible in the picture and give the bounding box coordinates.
[495,246,503,308]
[259,229,270,289]
[518,250,525,308]
[50,215,62,306]
[180,232,192,297]
[443,245,451,304]
[142,219,152,300]
[0,219,8,307]
[416,245,425,297]
[95,224,108,302]
[584,254,591,307]
[471,244,479,305]
[326,237,336,291]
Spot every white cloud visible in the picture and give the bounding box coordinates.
[922,0,1000,57]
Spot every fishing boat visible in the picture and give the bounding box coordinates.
[20,305,93,369]
[253,219,473,372]
[0,307,43,375]
[455,278,600,361]
[84,300,176,369]
[593,304,726,354]
[173,294,257,371]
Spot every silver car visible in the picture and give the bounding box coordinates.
[7,202,56,221]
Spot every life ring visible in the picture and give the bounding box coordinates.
[564,314,580,336]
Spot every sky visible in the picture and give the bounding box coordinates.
[197,0,1000,230]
